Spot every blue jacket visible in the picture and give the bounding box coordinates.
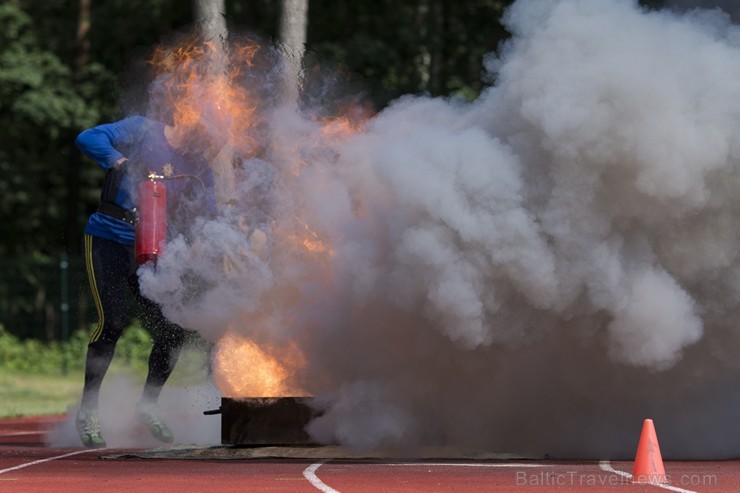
[76,116,218,245]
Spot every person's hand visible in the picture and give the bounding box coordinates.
[115,157,149,181]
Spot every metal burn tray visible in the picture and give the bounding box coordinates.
[206,397,319,446]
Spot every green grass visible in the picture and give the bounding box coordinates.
[0,346,210,418]
[0,371,83,417]
[0,323,212,418]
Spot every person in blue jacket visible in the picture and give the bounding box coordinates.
[74,116,221,448]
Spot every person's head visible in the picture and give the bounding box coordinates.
[173,120,227,162]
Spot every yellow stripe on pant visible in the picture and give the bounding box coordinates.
[84,234,105,343]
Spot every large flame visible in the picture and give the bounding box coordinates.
[213,332,306,397]
[146,35,370,398]
[147,35,263,197]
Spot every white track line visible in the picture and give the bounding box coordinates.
[303,461,340,493]
[599,460,698,493]
[305,460,699,493]
[302,459,550,492]
[0,449,101,475]
[387,462,550,468]
[0,431,44,437]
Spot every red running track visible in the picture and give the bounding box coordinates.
[1,415,738,492]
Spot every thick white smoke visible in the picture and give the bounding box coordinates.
[138,0,740,458]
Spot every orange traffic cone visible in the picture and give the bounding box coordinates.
[632,418,668,484]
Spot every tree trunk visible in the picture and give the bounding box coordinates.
[278,0,309,104]
[193,0,227,41]
[191,0,235,206]
[279,0,308,57]
[75,0,91,68]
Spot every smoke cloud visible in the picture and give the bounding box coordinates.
[135,0,740,458]
[49,375,220,448]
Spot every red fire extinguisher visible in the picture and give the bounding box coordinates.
[135,173,167,265]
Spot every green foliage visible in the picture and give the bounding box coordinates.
[0,4,113,256]
[0,321,210,416]
[0,322,148,374]
[0,253,95,340]
[306,0,514,108]
[0,3,97,145]
[0,324,83,374]
[0,321,210,386]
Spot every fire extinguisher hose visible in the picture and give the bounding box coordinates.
[165,174,207,197]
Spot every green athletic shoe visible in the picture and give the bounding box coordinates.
[76,410,107,448]
[136,404,174,443]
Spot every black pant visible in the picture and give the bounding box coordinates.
[80,234,188,411]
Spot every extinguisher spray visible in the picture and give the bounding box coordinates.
[135,173,167,265]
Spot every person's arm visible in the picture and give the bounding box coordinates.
[75,116,147,169]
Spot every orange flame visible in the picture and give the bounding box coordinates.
[147,36,261,156]
[293,215,334,255]
[213,332,306,397]
[317,102,373,141]
[319,115,367,140]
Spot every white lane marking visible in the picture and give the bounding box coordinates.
[387,462,551,468]
[599,460,698,493]
[0,449,102,475]
[303,460,341,493]
[599,461,632,480]
[0,431,44,437]
[302,460,549,492]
